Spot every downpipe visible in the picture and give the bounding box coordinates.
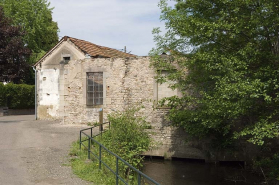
[32,66,37,120]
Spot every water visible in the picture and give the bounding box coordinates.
[142,158,264,185]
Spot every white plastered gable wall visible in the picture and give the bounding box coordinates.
[38,69,59,116]
[37,40,85,119]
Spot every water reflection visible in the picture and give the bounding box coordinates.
[142,158,263,185]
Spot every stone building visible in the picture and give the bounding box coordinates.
[33,36,211,160]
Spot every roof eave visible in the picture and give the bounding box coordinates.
[33,37,66,67]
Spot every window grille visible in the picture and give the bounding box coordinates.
[86,72,103,105]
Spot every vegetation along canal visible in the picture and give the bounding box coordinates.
[142,158,264,185]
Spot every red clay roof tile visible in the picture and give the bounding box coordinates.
[67,36,136,58]
[34,36,136,66]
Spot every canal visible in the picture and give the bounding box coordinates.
[142,158,264,185]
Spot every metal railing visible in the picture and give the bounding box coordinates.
[79,121,110,144]
[79,122,160,185]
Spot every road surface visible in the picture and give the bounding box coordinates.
[0,115,90,185]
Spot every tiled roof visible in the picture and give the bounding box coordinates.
[34,36,136,66]
[67,36,136,58]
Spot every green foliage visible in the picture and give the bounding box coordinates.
[254,154,279,180]
[69,139,116,184]
[86,121,99,127]
[0,83,6,106]
[0,0,59,64]
[151,0,279,148]
[70,106,152,184]
[4,83,35,109]
[0,6,31,83]
[103,106,151,168]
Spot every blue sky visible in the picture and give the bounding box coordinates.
[47,0,174,56]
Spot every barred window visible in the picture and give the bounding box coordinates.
[87,72,103,106]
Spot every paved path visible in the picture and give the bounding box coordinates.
[0,115,91,185]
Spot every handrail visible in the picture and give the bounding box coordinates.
[80,121,110,132]
[79,122,160,185]
[79,121,110,149]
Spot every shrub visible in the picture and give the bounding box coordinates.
[104,106,151,168]
[70,105,152,184]
[4,83,35,109]
[255,154,279,181]
[0,83,6,106]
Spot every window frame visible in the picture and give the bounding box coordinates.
[86,72,104,106]
[61,54,71,64]
[63,56,71,64]
[153,70,180,109]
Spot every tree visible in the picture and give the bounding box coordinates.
[150,0,279,147]
[0,0,59,64]
[0,6,31,83]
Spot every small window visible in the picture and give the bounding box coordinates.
[63,57,70,64]
[157,71,177,102]
[87,72,103,106]
[155,70,179,109]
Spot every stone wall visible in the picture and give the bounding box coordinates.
[62,57,153,123]
[59,57,202,159]
[36,40,86,120]
[36,56,260,162]
[7,109,35,115]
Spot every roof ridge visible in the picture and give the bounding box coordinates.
[69,37,104,56]
[34,36,136,66]
[69,36,135,55]
[33,37,65,66]
[68,37,110,57]
[69,36,136,58]
[68,36,105,49]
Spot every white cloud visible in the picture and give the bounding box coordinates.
[47,0,172,56]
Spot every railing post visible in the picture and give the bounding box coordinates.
[88,137,91,159]
[99,145,102,169]
[79,127,160,185]
[138,174,141,185]
[116,157,119,185]
[99,108,103,136]
[79,131,81,150]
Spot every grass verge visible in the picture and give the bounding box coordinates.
[69,106,153,184]
[69,139,117,184]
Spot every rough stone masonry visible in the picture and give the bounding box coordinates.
[62,57,200,159]
[36,56,205,160]
[37,56,256,162]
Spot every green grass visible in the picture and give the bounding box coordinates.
[69,139,117,185]
[69,106,154,184]
[69,138,152,185]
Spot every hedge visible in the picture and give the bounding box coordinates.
[0,83,5,106]
[0,83,35,109]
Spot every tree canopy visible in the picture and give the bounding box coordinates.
[0,6,31,83]
[0,0,59,63]
[150,0,279,147]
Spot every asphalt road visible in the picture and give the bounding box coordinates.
[0,115,90,185]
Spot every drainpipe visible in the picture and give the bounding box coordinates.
[32,66,37,120]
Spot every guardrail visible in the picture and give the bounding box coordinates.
[79,121,110,146]
[79,122,160,185]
